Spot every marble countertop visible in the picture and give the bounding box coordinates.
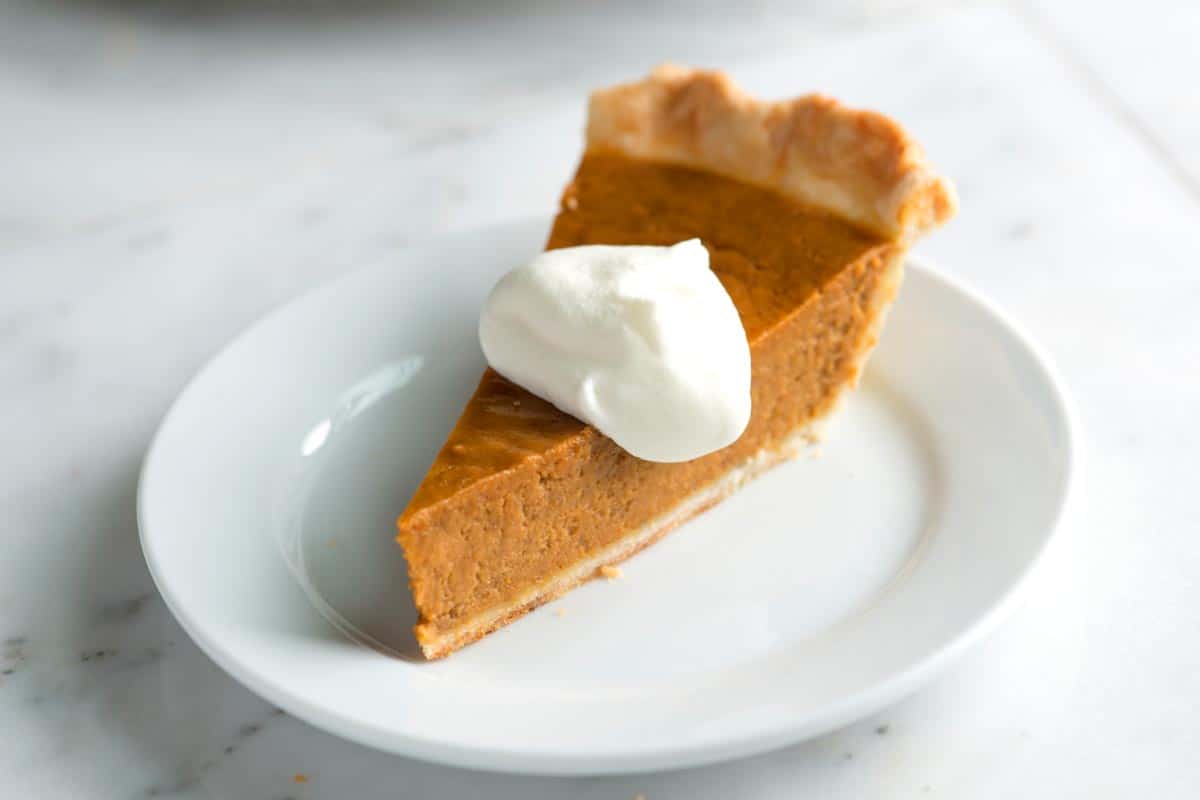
[3,1,1198,797]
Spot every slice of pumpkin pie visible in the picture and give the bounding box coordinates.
[397,66,956,659]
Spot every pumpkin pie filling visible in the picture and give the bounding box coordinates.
[397,67,954,659]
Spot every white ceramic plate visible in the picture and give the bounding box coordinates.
[139,219,1075,775]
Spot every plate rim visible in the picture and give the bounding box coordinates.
[138,220,1078,775]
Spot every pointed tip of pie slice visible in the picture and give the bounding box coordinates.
[397,369,588,530]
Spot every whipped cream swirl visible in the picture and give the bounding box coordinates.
[479,239,751,462]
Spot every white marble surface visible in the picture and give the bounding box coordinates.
[2,2,1198,797]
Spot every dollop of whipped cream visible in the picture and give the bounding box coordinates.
[479,239,751,463]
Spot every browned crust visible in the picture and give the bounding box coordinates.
[587,64,957,239]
